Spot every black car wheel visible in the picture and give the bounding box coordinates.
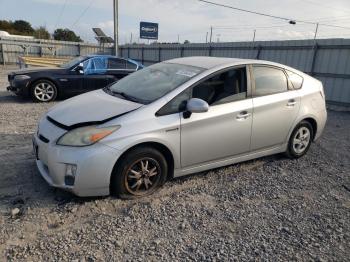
[111,147,168,199]
[31,80,58,102]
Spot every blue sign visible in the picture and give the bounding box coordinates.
[140,22,158,40]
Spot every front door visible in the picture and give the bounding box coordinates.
[180,66,253,168]
[250,65,300,151]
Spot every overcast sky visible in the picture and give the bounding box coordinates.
[1,0,350,43]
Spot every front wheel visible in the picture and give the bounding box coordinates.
[286,121,313,158]
[111,147,168,199]
[31,80,58,102]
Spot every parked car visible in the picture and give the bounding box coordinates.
[7,55,144,102]
[33,56,327,199]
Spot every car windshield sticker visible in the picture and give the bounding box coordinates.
[176,69,200,78]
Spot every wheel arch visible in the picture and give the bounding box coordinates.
[288,115,318,142]
[29,77,60,94]
[110,141,175,186]
[302,117,317,140]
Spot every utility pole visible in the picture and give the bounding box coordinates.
[209,26,213,43]
[314,23,319,40]
[130,32,133,44]
[253,29,256,43]
[177,34,180,43]
[113,0,119,56]
[206,32,208,43]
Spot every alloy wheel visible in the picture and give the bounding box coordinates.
[124,157,161,196]
[292,126,311,154]
[34,82,55,102]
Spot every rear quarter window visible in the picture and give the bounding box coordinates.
[286,70,303,89]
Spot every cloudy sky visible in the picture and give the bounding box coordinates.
[1,0,350,43]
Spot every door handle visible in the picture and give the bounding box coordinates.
[236,111,251,120]
[287,99,297,107]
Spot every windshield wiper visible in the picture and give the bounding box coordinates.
[103,87,142,103]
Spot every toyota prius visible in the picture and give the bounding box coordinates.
[33,57,327,199]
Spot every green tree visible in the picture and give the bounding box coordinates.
[184,40,190,44]
[0,20,12,32]
[53,28,82,42]
[12,20,34,35]
[34,26,51,39]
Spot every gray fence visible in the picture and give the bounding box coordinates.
[120,39,350,106]
[0,37,113,64]
[1,37,349,106]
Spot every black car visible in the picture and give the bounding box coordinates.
[7,55,144,102]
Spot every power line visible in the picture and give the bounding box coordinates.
[213,24,290,30]
[198,0,292,22]
[72,0,94,28]
[197,0,350,30]
[54,0,68,29]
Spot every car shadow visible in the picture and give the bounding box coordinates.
[0,91,32,104]
[170,153,285,183]
[0,132,287,210]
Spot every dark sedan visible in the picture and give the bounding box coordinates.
[7,55,144,102]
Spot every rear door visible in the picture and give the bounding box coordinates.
[107,58,133,82]
[250,65,300,151]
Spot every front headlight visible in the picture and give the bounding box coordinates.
[14,75,31,81]
[57,125,121,146]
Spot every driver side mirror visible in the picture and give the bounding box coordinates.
[76,62,84,74]
[184,98,209,118]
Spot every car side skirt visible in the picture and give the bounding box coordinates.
[173,144,287,178]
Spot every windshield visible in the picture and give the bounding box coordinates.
[106,62,204,104]
[59,56,86,69]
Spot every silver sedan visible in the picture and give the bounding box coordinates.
[33,57,327,199]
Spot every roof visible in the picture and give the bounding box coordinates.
[165,56,253,69]
[164,56,300,73]
[84,55,144,66]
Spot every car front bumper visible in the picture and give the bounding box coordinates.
[33,133,122,197]
[7,78,31,95]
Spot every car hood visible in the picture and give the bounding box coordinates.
[47,89,143,128]
[11,67,65,75]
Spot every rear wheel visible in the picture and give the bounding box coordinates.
[111,147,168,199]
[286,121,313,158]
[31,80,57,102]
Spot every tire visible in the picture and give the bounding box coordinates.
[111,147,168,199]
[31,80,58,102]
[285,121,314,159]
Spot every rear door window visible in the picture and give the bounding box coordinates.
[253,66,288,96]
[126,61,137,70]
[108,58,126,69]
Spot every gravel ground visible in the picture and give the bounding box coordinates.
[0,65,349,261]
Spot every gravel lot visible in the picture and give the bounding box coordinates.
[0,65,349,261]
